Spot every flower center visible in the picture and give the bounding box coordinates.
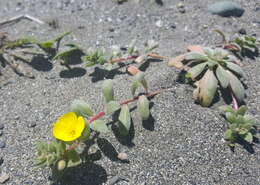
[69,130,76,137]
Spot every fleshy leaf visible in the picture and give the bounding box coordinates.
[218,105,235,113]
[67,150,82,168]
[118,104,131,135]
[90,120,109,133]
[194,70,218,107]
[224,129,235,142]
[131,79,139,96]
[216,65,229,88]
[185,52,208,61]
[226,62,245,77]
[236,105,247,116]
[80,122,91,141]
[225,112,237,123]
[227,71,245,102]
[70,99,94,117]
[106,101,121,114]
[187,62,207,80]
[243,132,253,143]
[137,95,150,120]
[135,72,148,91]
[102,80,114,102]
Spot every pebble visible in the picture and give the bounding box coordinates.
[208,1,244,17]
[238,28,246,35]
[0,173,9,184]
[28,122,36,128]
[117,152,128,160]
[155,20,163,28]
[0,124,4,130]
[170,23,177,29]
[177,2,186,13]
[108,176,120,185]
[0,141,6,149]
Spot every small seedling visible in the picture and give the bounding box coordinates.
[169,47,246,107]
[219,105,259,146]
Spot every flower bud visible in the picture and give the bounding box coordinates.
[57,160,66,171]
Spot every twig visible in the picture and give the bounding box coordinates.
[110,55,138,64]
[0,14,45,28]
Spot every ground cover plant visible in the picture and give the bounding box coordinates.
[35,71,168,177]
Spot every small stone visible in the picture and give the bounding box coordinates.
[28,122,36,128]
[117,152,128,160]
[108,28,115,32]
[155,20,163,28]
[208,1,245,17]
[108,176,120,185]
[177,2,185,13]
[0,124,4,130]
[238,28,246,35]
[0,173,9,184]
[170,23,177,29]
[0,141,6,148]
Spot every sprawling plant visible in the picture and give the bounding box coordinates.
[0,32,71,77]
[219,105,259,146]
[82,40,164,72]
[214,30,259,57]
[169,47,245,107]
[35,71,165,174]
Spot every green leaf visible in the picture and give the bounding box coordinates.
[242,132,253,143]
[118,104,131,135]
[54,31,71,42]
[38,41,54,49]
[53,47,78,60]
[102,80,114,102]
[236,105,247,116]
[227,71,245,102]
[226,62,245,77]
[135,72,148,91]
[80,122,91,141]
[67,150,82,168]
[187,62,207,80]
[203,47,214,57]
[90,120,109,133]
[131,79,139,96]
[224,129,236,142]
[216,65,229,88]
[185,52,208,61]
[218,105,235,113]
[70,99,94,117]
[137,95,150,120]
[243,115,256,125]
[106,101,121,114]
[225,112,237,123]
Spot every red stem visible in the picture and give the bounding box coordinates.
[89,111,105,123]
[110,55,138,63]
[231,92,239,110]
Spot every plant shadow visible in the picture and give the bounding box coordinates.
[138,58,163,72]
[29,55,53,71]
[241,48,259,60]
[51,162,107,185]
[59,67,86,78]
[111,110,135,148]
[89,66,126,83]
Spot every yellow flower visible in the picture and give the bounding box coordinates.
[53,112,85,141]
